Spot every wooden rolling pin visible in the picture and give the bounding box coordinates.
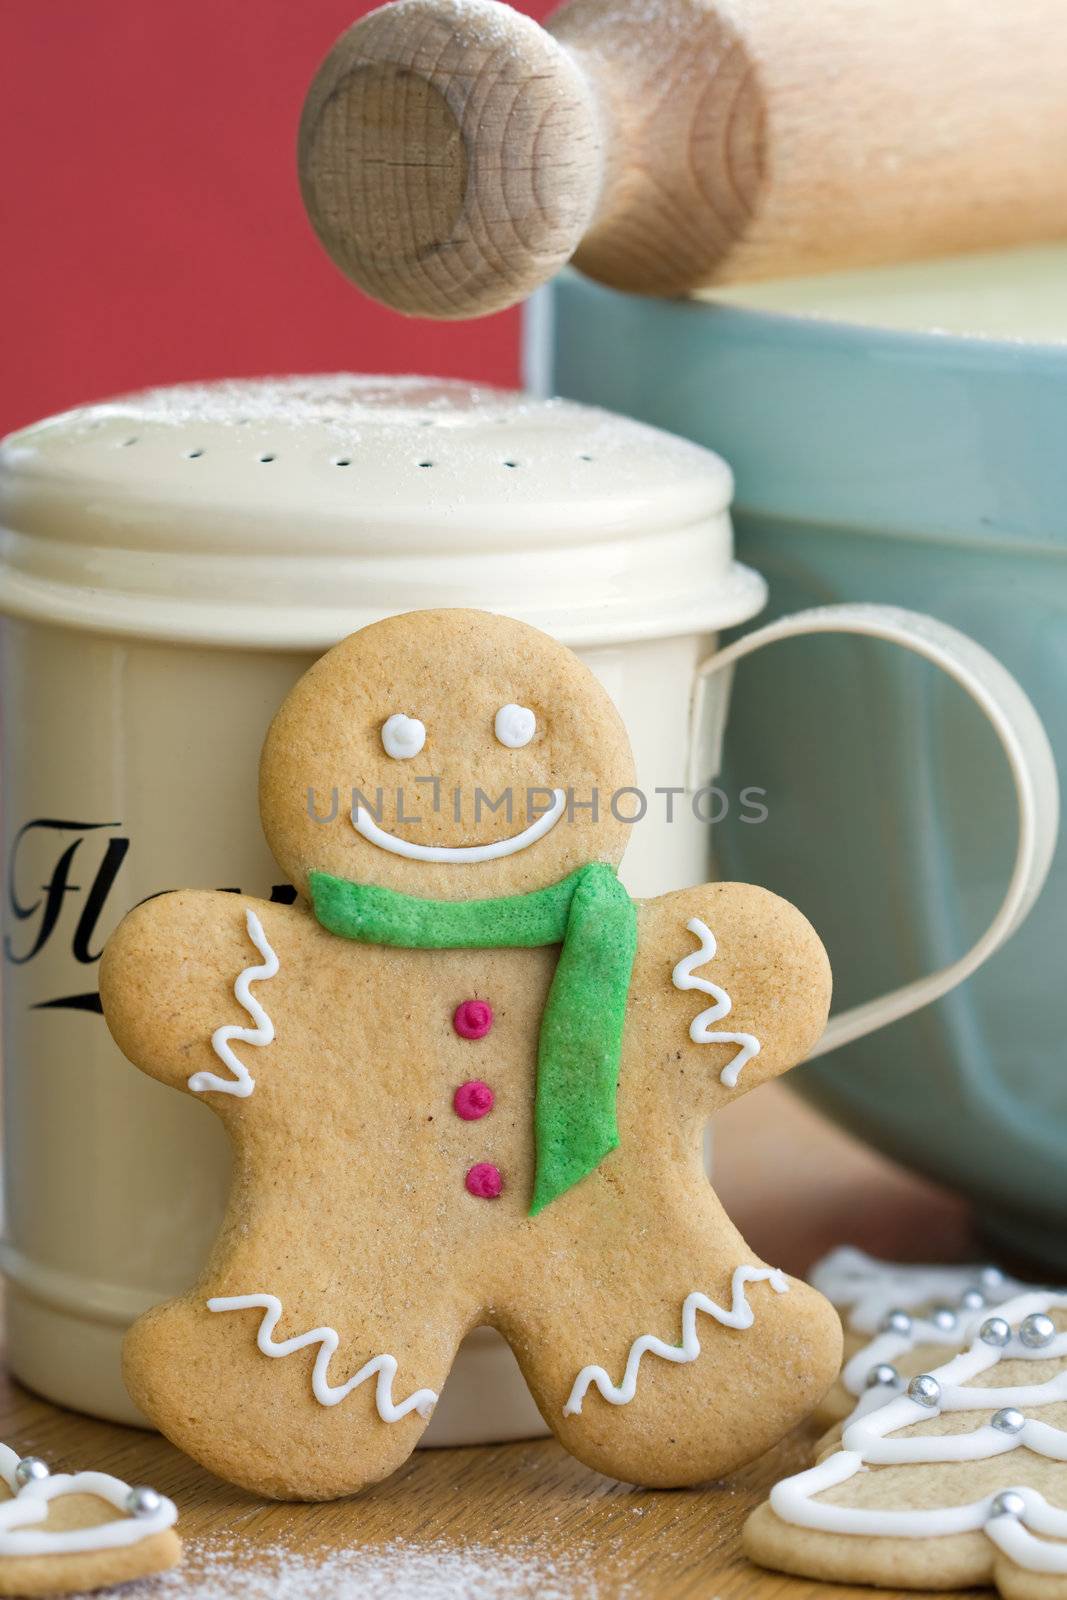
[298,0,1067,318]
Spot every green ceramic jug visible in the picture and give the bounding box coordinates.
[542,251,1067,1264]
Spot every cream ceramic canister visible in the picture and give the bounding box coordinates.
[0,376,1055,1441]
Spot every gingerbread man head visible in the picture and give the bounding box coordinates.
[261,609,635,898]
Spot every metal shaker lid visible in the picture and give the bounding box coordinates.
[0,375,763,648]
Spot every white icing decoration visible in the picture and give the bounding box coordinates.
[563,1265,788,1417]
[672,917,761,1087]
[809,1246,1022,1336]
[842,1311,983,1398]
[381,713,426,760]
[769,1289,1067,1573]
[207,1293,438,1422]
[352,787,566,863]
[494,703,536,749]
[0,1471,176,1556]
[986,1497,1067,1576]
[188,908,279,1098]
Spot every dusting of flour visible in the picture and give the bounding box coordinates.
[109,1534,614,1600]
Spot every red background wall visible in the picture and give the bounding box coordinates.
[0,1,553,437]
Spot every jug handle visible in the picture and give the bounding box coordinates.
[688,604,1059,1059]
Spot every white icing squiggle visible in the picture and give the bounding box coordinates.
[207,1293,438,1422]
[672,918,761,1087]
[0,1471,177,1556]
[563,1265,788,1417]
[769,1290,1067,1572]
[188,908,279,1098]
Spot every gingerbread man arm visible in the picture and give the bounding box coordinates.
[100,889,297,1098]
[629,883,832,1113]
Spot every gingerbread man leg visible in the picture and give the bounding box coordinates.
[496,1174,841,1489]
[125,1271,469,1500]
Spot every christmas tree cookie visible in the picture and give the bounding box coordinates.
[747,1289,1067,1597]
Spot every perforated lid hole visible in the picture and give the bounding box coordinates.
[258,453,277,464]
[579,453,594,461]
[185,448,205,459]
[502,460,519,469]
[120,436,139,447]
[417,460,434,468]
[332,457,352,467]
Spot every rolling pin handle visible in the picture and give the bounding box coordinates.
[298,0,603,319]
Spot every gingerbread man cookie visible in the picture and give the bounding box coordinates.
[101,609,838,1500]
[746,1290,1067,1598]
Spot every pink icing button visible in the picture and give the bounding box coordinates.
[453,1080,495,1121]
[453,999,493,1040]
[465,1163,503,1199]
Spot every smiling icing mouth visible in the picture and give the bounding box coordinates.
[351,789,567,863]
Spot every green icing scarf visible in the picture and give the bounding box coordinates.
[308,863,638,1214]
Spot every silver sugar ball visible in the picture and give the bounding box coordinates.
[980,1317,1012,1348]
[982,1267,1006,1288]
[1019,1312,1056,1349]
[992,1407,1026,1434]
[124,1486,163,1518]
[14,1457,49,1487]
[990,1491,1026,1519]
[907,1373,942,1407]
[881,1309,913,1336]
[866,1363,902,1390]
[931,1306,958,1332]
[959,1288,986,1311]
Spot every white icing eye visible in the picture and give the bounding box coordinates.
[495,703,536,749]
[381,713,426,760]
